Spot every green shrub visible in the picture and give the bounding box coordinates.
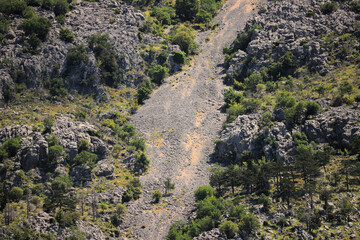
[195,9,212,23]
[172,26,197,54]
[0,0,27,15]
[134,152,150,172]
[194,185,215,201]
[152,189,162,203]
[152,6,174,25]
[320,2,338,14]
[55,210,79,227]
[129,137,146,151]
[19,16,52,41]
[172,51,186,64]
[32,183,44,196]
[260,111,273,128]
[259,194,271,213]
[59,28,75,42]
[23,6,36,18]
[189,216,215,237]
[149,64,168,84]
[25,0,42,6]
[77,138,89,153]
[0,17,10,43]
[66,44,89,67]
[229,205,246,222]
[28,33,42,50]
[53,0,69,16]
[224,88,244,107]
[137,86,152,104]
[41,0,54,10]
[1,138,21,157]
[43,117,53,133]
[196,196,225,224]
[175,0,200,21]
[239,214,260,235]
[88,33,123,87]
[55,14,66,25]
[350,1,360,12]
[157,51,168,64]
[305,101,321,118]
[9,186,23,202]
[48,145,63,166]
[219,221,239,238]
[167,221,192,240]
[73,151,97,168]
[49,78,67,96]
[111,212,122,226]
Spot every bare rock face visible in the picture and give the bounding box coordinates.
[303,106,360,148]
[216,107,360,164]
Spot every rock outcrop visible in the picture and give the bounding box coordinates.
[227,0,359,80]
[217,107,360,163]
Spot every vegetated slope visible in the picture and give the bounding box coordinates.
[168,0,360,239]
[0,0,179,105]
[121,0,256,239]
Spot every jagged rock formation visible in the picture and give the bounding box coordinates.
[227,0,359,80]
[217,106,360,163]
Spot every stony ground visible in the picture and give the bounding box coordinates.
[122,0,257,239]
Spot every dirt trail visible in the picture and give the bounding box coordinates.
[122,0,256,239]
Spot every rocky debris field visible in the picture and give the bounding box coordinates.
[120,0,257,238]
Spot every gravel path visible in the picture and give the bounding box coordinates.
[122,1,255,238]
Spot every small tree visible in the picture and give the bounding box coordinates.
[259,194,271,213]
[152,190,162,203]
[47,145,63,167]
[219,220,239,238]
[338,197,354,223]
[134,152,150,173]
[164,177,175,195]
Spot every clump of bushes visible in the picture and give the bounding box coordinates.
[19,15,52,41]
[0,138,21,161]
[59,28,75,42]
[171,25,198,54]
[66,44,89,67]
[148,64,168,85]
[172,51,186,64]
[88,33,123,87]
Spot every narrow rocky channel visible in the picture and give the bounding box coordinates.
[122,0,256,238]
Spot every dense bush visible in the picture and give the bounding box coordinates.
[77,138,89,153]
[175,0,200,21]
[320,2,338,14]
[59,28,75,42]
[43,117,53,133]
[195,9,212,23]
[196,196,225,224]
[134,152,150,172]
[23,6,36,18]
[19,16,52,41]
[129,137,146,151]
[53,0,69,16]
[219,221,238,238]
[9,186,23,202]
[47,145,63,166]
[88,33,123,87]
[0,0,27,15]
[66,44,89,67]
[49,77,67,96]
[172,51,186,64]
[0,138,21,159]
[148,64,168,84]
[172,26,197,54]
[239,214,260,235]
[55,210,79,227]
[41,0,54,10]
[152,189,162,203]
[137,85,152,104]
[194,185,215,201]
[25,0,42,6]
[73,151,97,168]
[152,6,175,25]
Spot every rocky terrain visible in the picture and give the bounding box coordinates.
[217,106,360,164]
[226,0,360,80]
[0,0,178,103]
